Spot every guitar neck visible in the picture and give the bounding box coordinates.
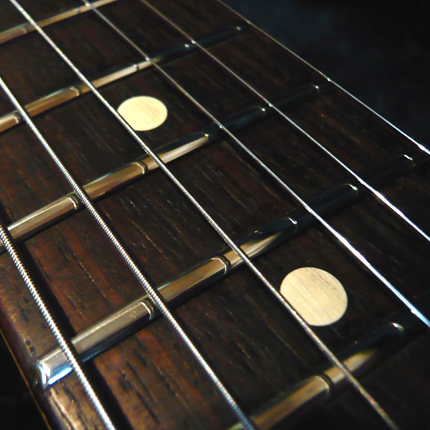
[0,1,429,429]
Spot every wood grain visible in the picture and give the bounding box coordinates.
[0,0,429,429]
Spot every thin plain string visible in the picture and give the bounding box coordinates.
[9,1,399,429]
[4,6,258,430]
[80,1,430,328]
[0,153,115,430]
[139,0,430,245]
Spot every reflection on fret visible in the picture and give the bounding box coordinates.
[0,81,329,251]
[0,0,118,46]
[35,144,424,387]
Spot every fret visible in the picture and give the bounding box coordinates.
[35,144,424,387]
[0,24,244,135]
[0,66,140,134]
[0,0,118,46]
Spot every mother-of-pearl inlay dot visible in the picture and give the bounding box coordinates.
[280,267,348,327]
[117,96,168,131]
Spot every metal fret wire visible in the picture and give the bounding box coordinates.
[80,1,430,327]
[9,1,399,428]
[218,0,430,161]
[0,0,118,46]
[139,0,430,246]
[0,179,115,430]
[6,3,257,430]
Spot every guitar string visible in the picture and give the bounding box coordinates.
[80,1,430,327]
[5,4,258,430]
[218,0,430,161]
[8,2,400,429]
[0,167,115,430]
[138,0,430,245]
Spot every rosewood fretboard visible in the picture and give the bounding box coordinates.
[0,1,429,429]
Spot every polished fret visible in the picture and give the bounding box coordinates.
[35,144,425,387]
[0,25,245,135]
[0,81,329,251]
[0,0,118,45]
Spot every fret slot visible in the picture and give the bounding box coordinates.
[0,0,118,46]
[35,145,425,387]
[0,24,247,135]
[0,81,329,251]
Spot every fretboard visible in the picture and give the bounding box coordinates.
[0,1,429,430]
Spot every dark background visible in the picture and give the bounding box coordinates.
[1,1,429,428]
